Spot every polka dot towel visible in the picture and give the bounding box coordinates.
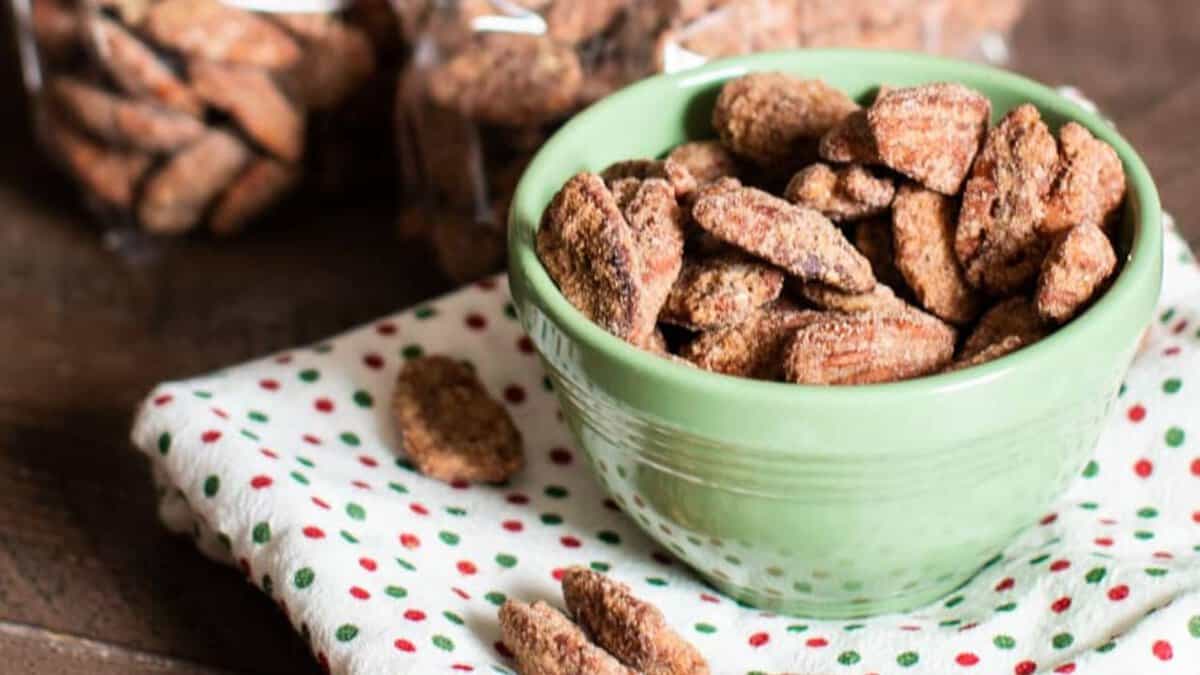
[132,216,1199,675]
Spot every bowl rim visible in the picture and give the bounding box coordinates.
[508,49,1163,405]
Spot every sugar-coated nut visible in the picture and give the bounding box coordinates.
[561,567,710,675]
[681,300,822,379]
[392,355,523,483]
[712,73,858,166]
[499,600,636,675]
[691,186,875,292]
[784,163,894,222]
[602,158,698,201]
[90,16,202,116]
[867,83,990,195]
[209,159,298,236]
[666,141,740,187]
[945,334,1028,372]
[144,0,302,69]
[620,178,687,339]
[544,0,630,44]
[1035,222,1117,323]
[277,14,376,110]
[45,113,151,208]
[661,252,784,330]
[819,109,878,164]
[793,281,907,314]
[853,217,908,293]
[33,0,79,61]
[891,184,982,324]
[661,0,800,64]
[960,296,1046,359]
[1042,122,1126,235]
[139,130,250,234]
[428,34,583,127]
[50,76,206,153]
[190,60,306,162]
[783,309,956,385]
[956,104,1059,295]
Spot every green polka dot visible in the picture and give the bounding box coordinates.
[340,530,359,544]
[415,306,436,319]
[1187,615,1200,638]
[1135,530,1155,540]
[445,507,467,516]
[439,531,461,546]
[385,585,408,598]
[843,624,865,632]
[432,635,454,651]
[1029,553,1050,565]
[541,513,563,525]
[1082,460,1099,478]
[193,390,212,399]
[240,429,259,441]
[786,624,808,633]
[485,591,506,606]
[396,557,416,571]
[443,611,464,626]
[248,411,268,423]
[1138,507,1159,518]
[695,623,716,634]
[995,602,1017,612]
[402,344,424,359]
[297,456,315,468]
[496,553,517,568]
[1119,383,1127,397]
[157,432,171,455]
[299,369,319,383]
[944,595,963,608]
[503,302,518,319]
[897,651,919,667]
[290,471,309,485]
[837,651,860,666]
[590,561,610,572]
[724,555,741,566]
[1163,377,1182,394]
[1086,567,1107,584]
[252,522,271,544]
[294,567,315,589]
[1146,567,1168,577]
[1079,501,1099,510]
[203,475,220,497]
[1161,308,1176,323]
[339,432,360,446]
[993,634,1016,649]
[545,485,568,499]
[646,577,667,587]
[793,582,812,593]
[1096,641,1116,653]
[1166,427,1186,447]
[353,391,373,408]
[1052,633,1074,649]
[388,482,409,495]
[336,624,358,642]
[598,530,621,545]
[938,619,960,628]
[396,458,416,471]
[343,503,365,521]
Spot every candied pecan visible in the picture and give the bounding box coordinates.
[138,130,250,234]
[945,334,1027,372]
[44,113,151,208]
[691,186,875,292]
[499,600,636,675]
[892,184,982,324]
[537,173,650,345]
[819,109,878,164]
[189,60,305,162]
[621,178,687,334]
[681,300,821,379]
[666,140,740,187]
[49,76,206,152]
[144,0,302,69]
[793,281,906,314]
[1042,122,1126,235]
[960,296,1047,359]
[428,34,583,127]
[956,104,1059,295]
[1035,223,1117,323]
[209,159,298,236]
[853,216,908,292]
[544,0,630,44]
[712,72,858,166]
[784,163,894,222]
[562,567,709,675]
[783,309,956,385]
[661,252,784,329]
[277,14,376,110]
[661,0,800,63]
[90,16,202,116]
[867,83,990,195]
[32,0,78,61]
[602,158,697,201]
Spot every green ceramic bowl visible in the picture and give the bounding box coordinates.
[507,50,1162,618]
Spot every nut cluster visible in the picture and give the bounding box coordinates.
[538,72,1125,385]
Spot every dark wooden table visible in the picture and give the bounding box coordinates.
[2,2,1198,672]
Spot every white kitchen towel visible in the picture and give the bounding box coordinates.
[131,215,1200,675]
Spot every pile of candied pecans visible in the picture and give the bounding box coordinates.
[537,72,1126,385]
[29,0,384,236]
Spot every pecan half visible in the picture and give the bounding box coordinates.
[1035,222,1117,323]
[892,184,982,324]
[783,309,956,385]
[1042,122,1126,236]
[784,163,894,222]
[661,252,784,329]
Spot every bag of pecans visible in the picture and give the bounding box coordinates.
[13,0,399,245]
[395,0,1030,283]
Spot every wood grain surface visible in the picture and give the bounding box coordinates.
[1,1,1198,673]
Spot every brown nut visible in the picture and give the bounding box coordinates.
[209,158,298,236]
[90,16,202,116]
[277,14,376,110]
[891,183,982,324]
[189,60,306,162]
[32,0,79,62]
[712,73,858,166]
[1035,222,1117,323]
[666,140,740,187]
[619,178,687,335]
[660,252,785,330]
[44,113,151,208]
[544,0,630,44]
[793,281,907,314]
[945,334,1028,372]
[691,186,875,292]
[784,163,894,223]
[144,0,302,69]
[783,309,956,385]
[49,76,206,152]
[956,104,1059,295]
[867,83,990,195]
[1042,122,1126,236]
[661,0,800,63]
[561,567,709,675]
[499,600,636,675]
[392,355,524,484]
[681,300,822,379]
[602,158,698,201]
[960,296,1047,359]
[138,130,250,234]
[819,109,878,164]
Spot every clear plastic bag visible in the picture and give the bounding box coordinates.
[396,0,1029,283]
[12,0,390,243]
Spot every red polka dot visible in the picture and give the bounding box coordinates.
[1128,404,1146,422]
[275,354,293,364]
[699,593,720,604]
[1165,346,1182,356]
[502,520,523,532]
[400,533,420,549]
[1100,518,1118,525]
[359,557,377,572]
[1153,551,1174,560]
[394,639,415,652]
[201,430,222,443]
[451,665,473,672]
[1014,661,1036,675]
[303,434,321,445]
[551,568,566,581]
[260,448,279,459]
[316,652,328,672]
[211,407,228,419]
[1192,511,1200,524]
[349,586,370,600]
[1095,536,1114,547]
[238,558,250,577]
[404,609,426,621]
[1040,513,1057,525]
[748,632,769,647]
[250,475,273,489]
[452,587,470,600]
[376,322,397,336]
[900,625,922,631]
[1050,596,1072,613]
[805,637,827,648]
[560,536,581,548]
[1190,458,1200,476]
[1049,559,1070,572]
[410,503,429,516]
[260,379,280,391]
[303,526,325,539]
[1135,459,1154,477]
[955,653,979,667]
[1173,319,1189,334]
[994,577,1015,592]
[359,455,378,468]
[506,493,529,505]
[1108,584,1129,601]
[351,480,371,490]
[958,622,978,632]
[517,336,535,354]
[549,448,573,465]
[363,353,384,370]
[1152,640,1173,661]
[466,313,487,330]
[494,641,513,658]
[450,479,470,490]
[457,561,477,575]
[1053,664,1075,674]
[314,398,334,413]
[153,394,173,406]
[312,497,330,509]
[504,385,526,404]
